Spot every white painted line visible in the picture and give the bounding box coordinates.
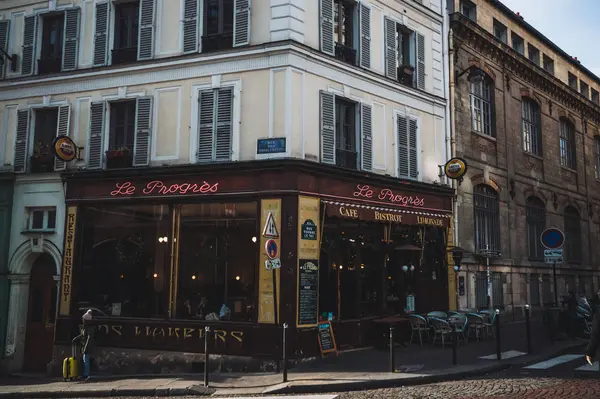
[576,361,599,371]
[479,350,526,360]
[524,354,582,369]
[220,396,338,399]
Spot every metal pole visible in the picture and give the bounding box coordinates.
[553,261,558,306]
[495,309,501,360]
[204,326,210,387]
[486,245,493,310]
[525,304,531,354]
[272,268,279,325]
[282,323,288,382]
[452,324,458,365]
[389,326,395,372]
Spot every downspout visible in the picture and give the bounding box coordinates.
[446,14,458,248]
[501,64,514,313]
[581,112,593,273]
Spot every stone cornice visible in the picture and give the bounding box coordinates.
[450,13,600,124]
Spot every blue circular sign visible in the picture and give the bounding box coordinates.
[265,239,278,260]
[540,228,565,249]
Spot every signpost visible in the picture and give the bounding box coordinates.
[477,247,501,310]
[541,228,565,306]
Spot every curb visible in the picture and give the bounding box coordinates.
[0,386,215,398]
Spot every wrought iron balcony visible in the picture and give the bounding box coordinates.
[398,65,415,88]
[335,43,357,65]
[112,47,138,65]
[336,148,358,170]
[202,33,234,53]
[37,57,62,75]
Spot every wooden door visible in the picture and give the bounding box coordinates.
[24,253,57,372]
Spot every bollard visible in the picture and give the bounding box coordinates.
[525,304,531,354]
[452,324,458,366]
[389,326,395,373]
[204,326,211,387]
[282,323,288,383]
[495,309,501,360]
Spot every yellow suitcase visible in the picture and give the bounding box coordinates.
[62,343,79,381]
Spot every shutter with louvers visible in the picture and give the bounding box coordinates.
[397,115,409,178]
[0,20,10,80]
[384,17,397,80]
[416,32,425,90]
[62,8,80,71]
[320,0,334,56]
[215,88,233,161]
[361,103,372,171]
[22,15,37,76]
[133,97,153,166]
[197,89,215,162]
[359,3,371,69]
[182,0,199,53]
[14,110,30,173]
[138,0,156,60]
[93,2,110,66]
[408,119,418,178]
[88,102,106,169]
[233,0,251,47]
[54,105,71,172]
[320,91,335,164]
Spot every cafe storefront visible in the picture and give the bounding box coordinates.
[53,159,453,374]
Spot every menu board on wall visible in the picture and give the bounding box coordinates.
[298,259,319,326]
[297,196,321,327]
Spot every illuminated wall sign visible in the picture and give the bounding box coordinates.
[352,184,426,207]
[110,181,220,197]
[59,206,78,315]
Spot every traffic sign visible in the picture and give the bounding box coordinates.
[544,248,563,264]
[478,249,501,258]
[541,228,565,249]
[265,239,278,260]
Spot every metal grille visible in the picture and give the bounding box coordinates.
[564,206,581,263]
[469,76,493,136]
[474,184,500,252]
[522,99,541,155]
[559,119,576,169]
[526,197,546,260]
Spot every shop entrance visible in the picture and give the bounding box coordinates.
[24,253,57,372]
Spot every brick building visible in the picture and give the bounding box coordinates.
[449,0,600,312]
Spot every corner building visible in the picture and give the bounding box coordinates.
[0,0,453,373]
[450,0,600,313]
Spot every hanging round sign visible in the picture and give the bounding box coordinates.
[52,135,77,162]
[444,157,468,180]
[265,239,278,260]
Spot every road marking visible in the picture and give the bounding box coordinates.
[479,350,526,360]
[219,396,338,399]
[576,361,599,371]
[524,354,581,369]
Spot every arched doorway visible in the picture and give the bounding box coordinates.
[23,253,57,372]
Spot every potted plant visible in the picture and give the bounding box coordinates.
[30,141,54,173]
[105,147,133,169]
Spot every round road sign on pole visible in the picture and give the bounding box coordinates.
[540,228,565,249]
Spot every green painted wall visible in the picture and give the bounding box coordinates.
[0,175,15,360]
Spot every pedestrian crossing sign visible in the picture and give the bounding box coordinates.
[262,211,279,238]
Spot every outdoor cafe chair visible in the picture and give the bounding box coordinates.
[429,317,453,348]
[427,311,448,320]
[448,313,469,344]
[483,310,497,338]
[466,313,486,342]
[408,314,430,346]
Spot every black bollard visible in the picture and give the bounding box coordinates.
[452,324,458,365]
[495,310,501,360]
[389,326,395,373]
[282,323,288,383]
[525,304,531,354]
[204,326,211,387]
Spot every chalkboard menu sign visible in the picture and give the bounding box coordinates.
[297,259,319,326]
[317,321,337,357]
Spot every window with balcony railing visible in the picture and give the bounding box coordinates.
[31,109,59,173]
[38,13,64,75]
[106,100,136,169]
[202,0,234,53]
[333,0,356,65]
[335,99,358,170]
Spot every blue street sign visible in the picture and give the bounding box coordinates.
[540,228,565,250]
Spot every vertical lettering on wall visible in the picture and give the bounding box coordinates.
[446,217,456,311]
[258,199,282,324]
[296,196,321,327]
[60,206,78,315]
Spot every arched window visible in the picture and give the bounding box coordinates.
[559,118,576,169]
[564,206,581,263]
[594,136,600,179]
[474,184,500,251]
[526,196,545,260]
[469,71,494,137]
[522,98,542,156]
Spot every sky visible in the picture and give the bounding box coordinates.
[498,0,600,78]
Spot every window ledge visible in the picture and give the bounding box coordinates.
[21,229,56,235]
[523,152,544,161]
[560,166,577,174]
[471,130,497,142]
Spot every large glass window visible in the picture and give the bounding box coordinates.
[474,184,500,252]
[526,197,545,260]
[522,98,541,156]
[469,72,494,137]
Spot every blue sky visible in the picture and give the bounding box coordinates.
[498,0,600,78]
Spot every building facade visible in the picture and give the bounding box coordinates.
[0,0,452,373]
[449,0,600,313]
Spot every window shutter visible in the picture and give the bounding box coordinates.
[138,0,156,60]
[361,103,372,171]
[319,0,334,56]
[233,0,251,47]
[62,8,80,71]
[197,89,215,163]
[93,2,110,67]
[14,110,30,173]
[359,3,371,69]
[182,0,199,53]
[133,97,153,167]
[215,88,233,161]
[320,90,335,165]
[54,105,71,172]
[384,17,397,80]
[397,115,409,178]
[416,32,425,90]
[0,20,10,80]
[88,101,106,169]
[21,15,37,76]
[408,119,418,178]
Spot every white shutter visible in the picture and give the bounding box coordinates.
[93,2,110,67]
[197,89,215,163]
[319,0,334,56]
[0,20,10,80]
[21,15,37,76]
[359,3,371,69]
[14,110,30,173]
[215,88,233,161]
[62,8,80,71]
[397,115,418,179]
[182,0,199,53]
[361,103,372,172]
[233,0,251,47]
[138,0,156,60]
[384,17,397,80]
[133,97,153,166]
[88,101,106,169]
[320,91,335,165]
[416,32,425,90]
[54,105,71,172]
[408,119,418,178]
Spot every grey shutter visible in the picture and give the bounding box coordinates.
[93,2,109,67]
[408,119,418,178]
[233,0,251,47]
[384,17,397,80]
[197,89,215,162]
[14,110,30,173]
[0,20,10,80]
[22,15,37,76]
[416,32,425,90]
[88,101,106,169]
[62,8,80,71]
[133,97,153,166]
[320,91,335,164]
[138,0,156,60]
[361,103,372,171]
[215,88,233,161]
[320,0,334,56]
[359,3,371,69]
[397,116,408,178]
[182,0,199,53]
[54,105,71,172]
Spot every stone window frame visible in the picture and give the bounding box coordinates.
[469,71,494,137]
[521,97,542,156]
[525,196,546,261]
[559,118,576,170]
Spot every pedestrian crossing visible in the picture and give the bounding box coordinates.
[523,353,598,372]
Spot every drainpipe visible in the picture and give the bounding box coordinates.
[447,17,458,248]
[501,64,514,313]
[580,112,593,272]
